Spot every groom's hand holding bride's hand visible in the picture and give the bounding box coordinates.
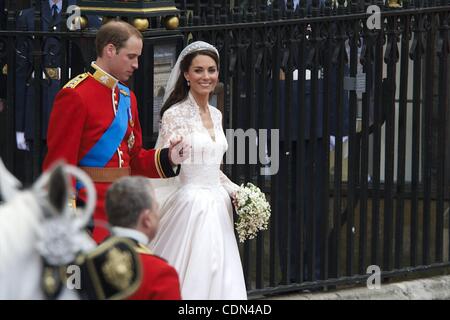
[168,136,191,165]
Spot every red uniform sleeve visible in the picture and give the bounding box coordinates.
[128,91,178,178]
[43,88,87,171]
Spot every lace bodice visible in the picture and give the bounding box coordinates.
[158,92,223,149]
[158,92,238,192]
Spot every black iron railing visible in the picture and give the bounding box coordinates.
[174,0,450,296]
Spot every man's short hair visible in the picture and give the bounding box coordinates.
[95,20,143,57]
[105,176,154,228]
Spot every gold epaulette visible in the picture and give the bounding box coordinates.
[63,73,88,89]
[134,243,153,256]
[77,237,142,300]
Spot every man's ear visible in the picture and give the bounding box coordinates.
[140,209,152,228]
[104,43,116,58]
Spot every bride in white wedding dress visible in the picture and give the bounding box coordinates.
[149,41,247,300]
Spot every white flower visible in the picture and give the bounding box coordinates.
[234,182,271,243]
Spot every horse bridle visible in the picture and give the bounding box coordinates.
[33,163,97,299]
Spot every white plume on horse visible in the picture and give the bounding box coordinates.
[0,159,97,299]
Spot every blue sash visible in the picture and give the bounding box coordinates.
[79,83,131,167]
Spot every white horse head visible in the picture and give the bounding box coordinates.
[0,159,97,299]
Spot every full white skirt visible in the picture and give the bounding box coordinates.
[150,183,247,300]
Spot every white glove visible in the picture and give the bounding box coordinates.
[16,131,29,151]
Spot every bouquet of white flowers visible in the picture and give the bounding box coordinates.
[234,182,271,243]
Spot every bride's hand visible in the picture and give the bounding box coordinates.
[231,191,237,208]
[169,136,191,165]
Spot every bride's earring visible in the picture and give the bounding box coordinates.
[186,80,190,86]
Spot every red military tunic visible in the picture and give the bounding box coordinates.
[127,243,182,300]
[43,64,177,243]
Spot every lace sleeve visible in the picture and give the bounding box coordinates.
[150,107,187,209]
[220,171,240,196]
[157,112,174,149]
[156,107,190,149]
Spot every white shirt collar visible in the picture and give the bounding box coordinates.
[111,226,149,245]
[49,0,62,13]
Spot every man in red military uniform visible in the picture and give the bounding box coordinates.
[43,20,189,243]
[105,176,182,300]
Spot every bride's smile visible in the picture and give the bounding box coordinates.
[184,54,219,107]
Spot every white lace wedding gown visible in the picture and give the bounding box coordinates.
[149,92,247,300]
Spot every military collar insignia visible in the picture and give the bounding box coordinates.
[89,63,118,90]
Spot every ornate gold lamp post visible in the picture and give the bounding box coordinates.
[76,0,179,31]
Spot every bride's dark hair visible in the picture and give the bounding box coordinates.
[160,50,219,118]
